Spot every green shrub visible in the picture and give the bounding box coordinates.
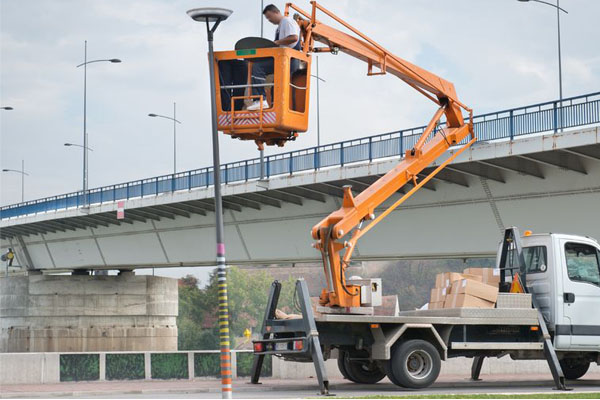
[151,353,188,379]
[60,354,99,382]
[194,353,220,377]
[106,353,145,380]
[236,352,271,377]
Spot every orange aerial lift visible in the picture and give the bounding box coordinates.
[213,2,476,309]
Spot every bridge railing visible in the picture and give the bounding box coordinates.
[1,92,599,220]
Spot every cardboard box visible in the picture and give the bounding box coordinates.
[442,272,482,289]
[443,272,464,288]
[430,287,448,303]
[452,279,499,303]
[429,301,445,310]
[444,293,495,309]
[435,273,445,288]
[463,267,501,285]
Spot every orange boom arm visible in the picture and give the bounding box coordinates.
[286,2,475,308]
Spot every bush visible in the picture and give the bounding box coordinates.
[194,353,220,377]
[106,353,145,380]
[60,354,99,382]
[236,352,272,377]
[151,353,188,379]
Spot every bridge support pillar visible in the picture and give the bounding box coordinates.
[0,274,178,353]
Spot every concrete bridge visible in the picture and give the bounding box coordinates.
[1,92,599,272]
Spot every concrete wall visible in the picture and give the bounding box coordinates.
[0,274,178,352]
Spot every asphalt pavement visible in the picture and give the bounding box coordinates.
[1,373,599,399]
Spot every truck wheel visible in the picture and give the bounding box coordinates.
[339,350,386,384]
[384,358,404,387]
[337,350,352,380]
[390,339,441,389]
[560,359,590,380]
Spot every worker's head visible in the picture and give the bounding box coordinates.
[263,4,282,25]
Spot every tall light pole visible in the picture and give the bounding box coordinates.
[259,0,266,179]
[77,41,121,208]
[187,7,233,399]
[148,102,182,176]
[2,160,28,202]
[518,0,568,130]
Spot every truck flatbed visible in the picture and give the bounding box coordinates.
[315,307,539,326]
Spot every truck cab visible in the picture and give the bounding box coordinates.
[502,233,600,351]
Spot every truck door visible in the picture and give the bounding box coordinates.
[559,239,600,350]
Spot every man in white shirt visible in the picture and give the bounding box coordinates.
[247,4,301,111]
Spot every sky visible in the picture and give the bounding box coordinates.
[1,0,599,284]
[2,0,600,206]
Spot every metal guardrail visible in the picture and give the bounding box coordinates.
[1,92,599,220]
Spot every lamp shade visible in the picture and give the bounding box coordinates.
[186,7,232,23]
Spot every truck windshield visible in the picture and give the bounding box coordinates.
[564,242,600,286]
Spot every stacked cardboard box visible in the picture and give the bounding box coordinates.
[429,268,500,309]
[463,267,501,286]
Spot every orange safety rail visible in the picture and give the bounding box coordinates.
[230,95,265,135]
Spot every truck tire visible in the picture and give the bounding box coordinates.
[339,350,386,384]
[560,359,590,380]
[384,358,404,387]
[389,339,441,389]
[337,350,352,380]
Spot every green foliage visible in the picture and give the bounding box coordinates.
[236,352,272,377]
[106,353,145,380]
[194,353,220,377]
[151,353,188,379]
[178,268,278,351]
[59,354,99,382]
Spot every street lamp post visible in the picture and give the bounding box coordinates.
[187,7,233,399]
[77,41,121,208]
[148,102,182,176]
[259,0,266,179]
[2,160,28,202]
[518,0,568,130]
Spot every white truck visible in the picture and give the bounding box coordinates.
[250,228,600,394]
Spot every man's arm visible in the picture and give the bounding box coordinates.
[274,35,298,46]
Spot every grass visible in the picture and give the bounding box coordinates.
[340,393,600,399]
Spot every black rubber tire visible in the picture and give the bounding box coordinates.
[389,339,441,389]
[337,350,352,381]
[339,350,386,384]
[384,357,405,387]
[560,359,590,380]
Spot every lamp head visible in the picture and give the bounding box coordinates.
[148,113,158,117]
[64,143,72,147]
[109,59,121,63]
[186,7,232,23]
[1,106,13,110]
[2,169,9,172]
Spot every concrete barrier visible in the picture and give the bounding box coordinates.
[0,350,253,385]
